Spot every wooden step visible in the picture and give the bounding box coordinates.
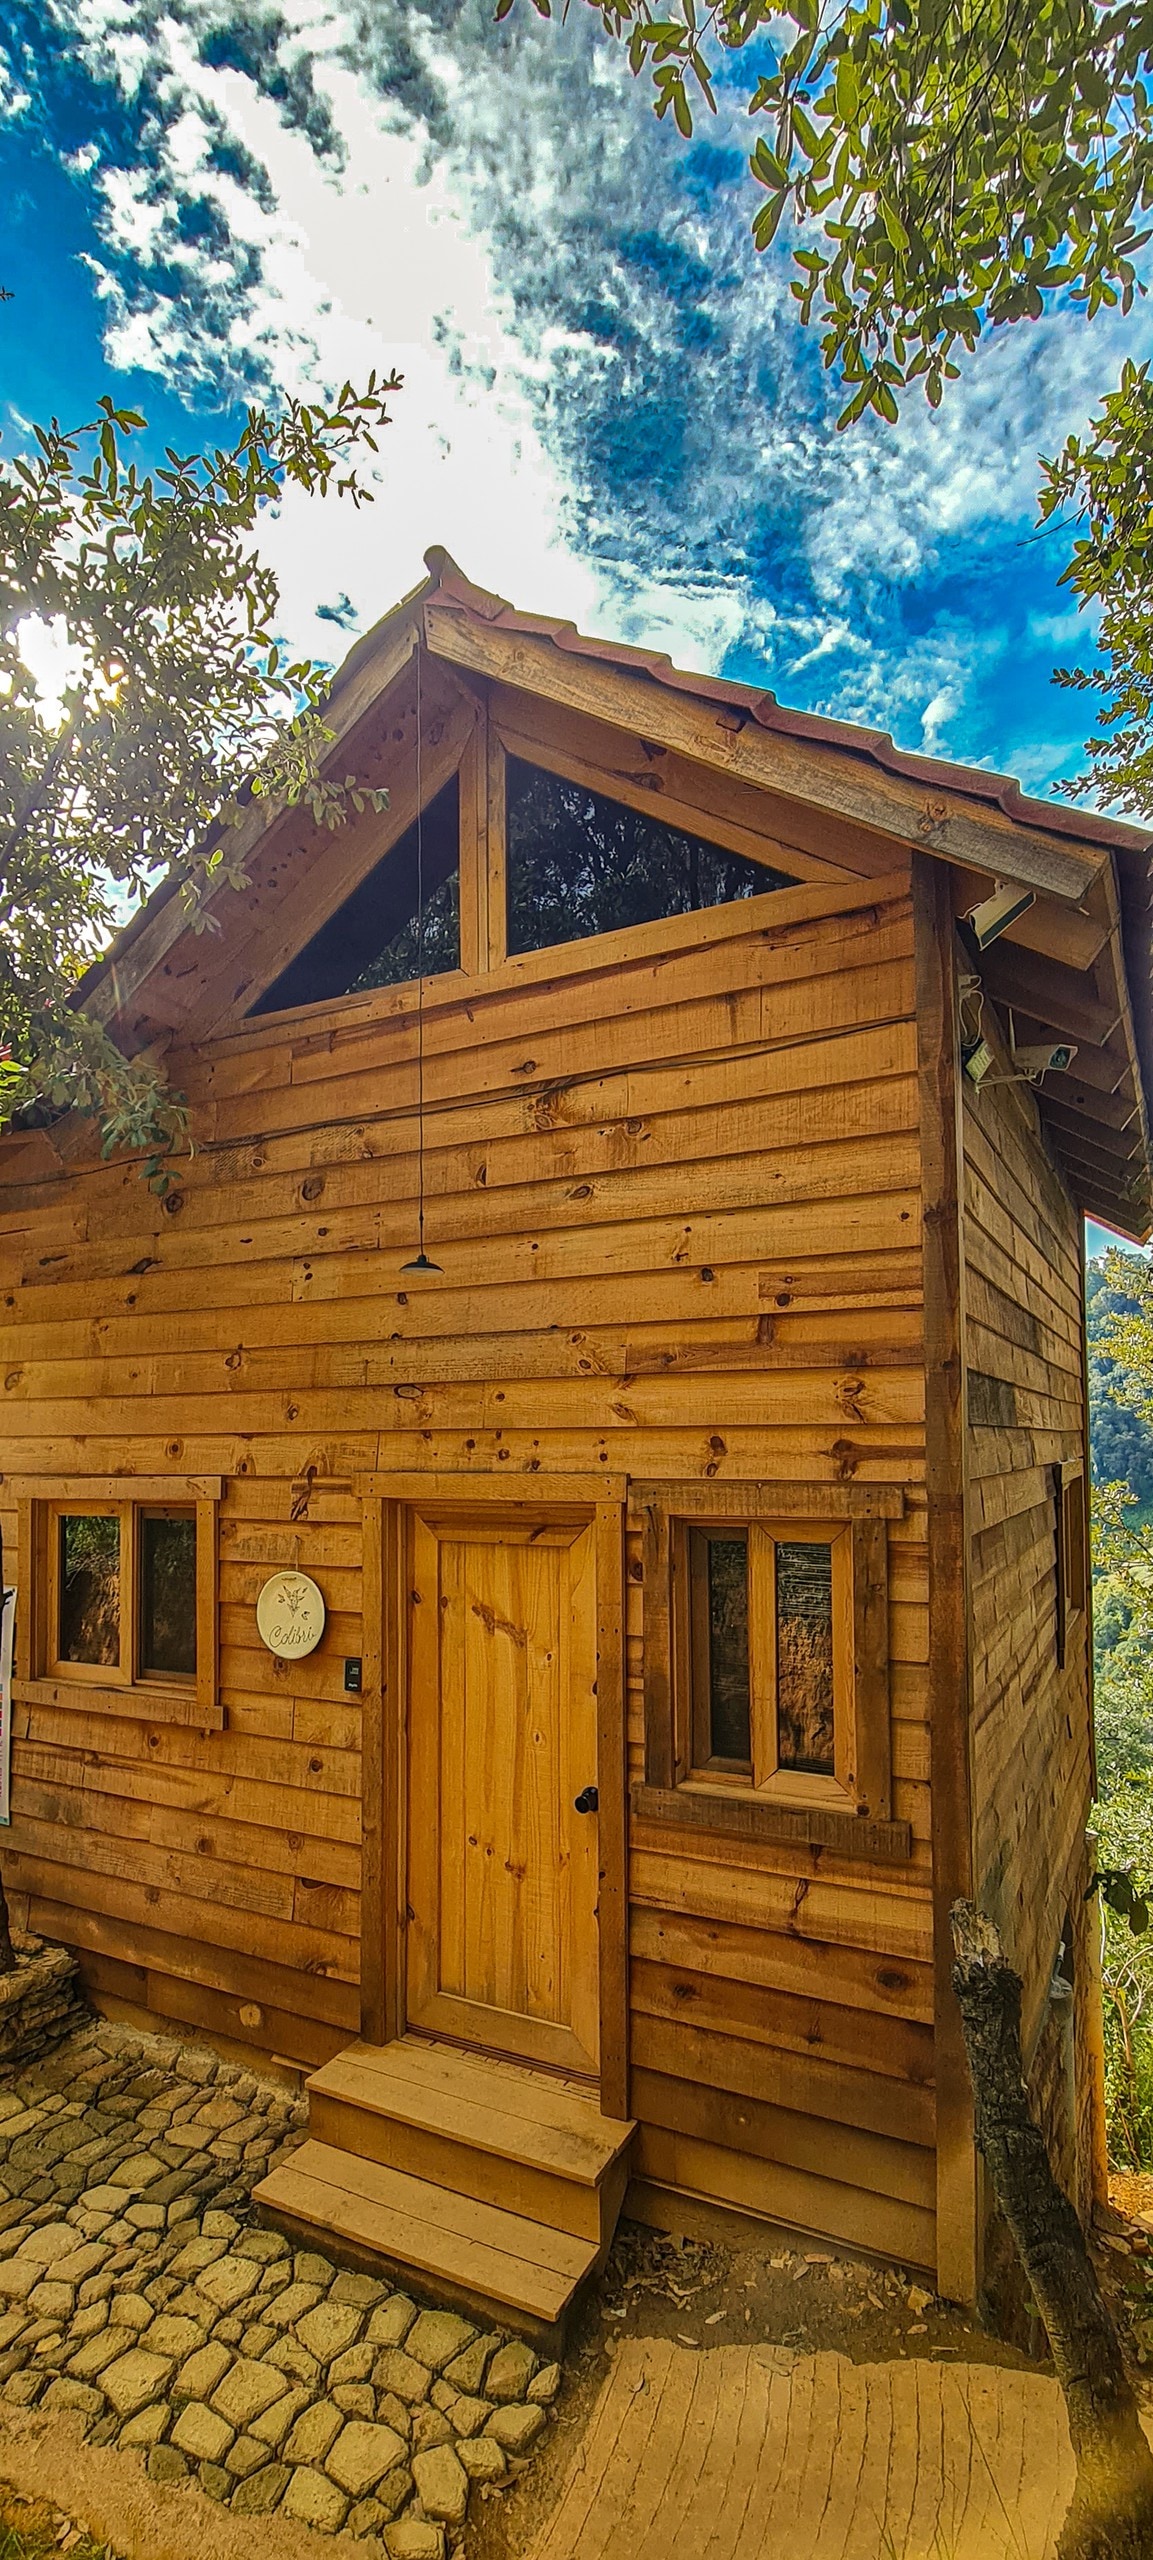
[307,2038,635,2248]
[252,2138,596,2342]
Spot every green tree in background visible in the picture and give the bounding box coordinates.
[518,0,1153,814]
[0,381,397,1176]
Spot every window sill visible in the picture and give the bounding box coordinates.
[14,1676,224,1732]
[631,1780,912,1864]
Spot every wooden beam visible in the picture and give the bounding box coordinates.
[913,867,978,2306]
[977,943,1119,1049]
[1041,1101,1147,1170]
[426,602,1106,905]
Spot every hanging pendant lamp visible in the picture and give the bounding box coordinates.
[401,636,442,1275]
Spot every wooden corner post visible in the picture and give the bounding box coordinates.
[912,853,979,2306]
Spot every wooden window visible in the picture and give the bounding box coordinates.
[15,1480,221,1727]
[1056,1463,1088,1668]
[505,757,796,957]
[638,1482,910,1861]
[249,774,460,1014]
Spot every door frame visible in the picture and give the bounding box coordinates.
[358,1471,629,2118]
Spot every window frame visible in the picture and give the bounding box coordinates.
[1055,1460,1088,1669]
[14,1478,221,1729]
[637,1480,910,1863]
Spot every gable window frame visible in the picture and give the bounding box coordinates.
[13,1477,222,1729]
[636,1480,911,1863]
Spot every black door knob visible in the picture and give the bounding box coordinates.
[574,1785,599,1814]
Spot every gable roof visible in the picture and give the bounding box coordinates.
[76,547,1153,1239]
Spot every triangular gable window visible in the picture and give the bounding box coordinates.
[249,774,460,1016]
[506,757,796,957]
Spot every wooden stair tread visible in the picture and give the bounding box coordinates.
[254,2140,595,2326]
[311,2039,634,2190]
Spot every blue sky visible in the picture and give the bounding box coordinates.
[1,0,1150,1264]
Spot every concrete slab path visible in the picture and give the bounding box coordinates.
[526,2338,1077,2560]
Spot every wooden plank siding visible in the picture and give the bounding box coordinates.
[0,852,933,2268]
[961,1060,1095,2176]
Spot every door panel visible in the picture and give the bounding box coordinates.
[406,1506,600,2076]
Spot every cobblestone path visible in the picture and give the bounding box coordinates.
[0,2020,560,2558]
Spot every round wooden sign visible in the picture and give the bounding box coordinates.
[255,1570,326,1661]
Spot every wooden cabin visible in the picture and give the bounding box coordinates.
[2,550,1151,2334]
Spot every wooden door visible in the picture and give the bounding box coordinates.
[406,1506,601,2077]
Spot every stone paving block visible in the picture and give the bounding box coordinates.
[108,2155,165,2193]
[268,2334,323,2389]
[201,2211,240,2238]
[13,2223,76,2265]
[174,2341,232,2402]
[0,2260,45,2303]
[285,2400,343,2467]
[457,2436,507,2484]
[405,2311,475,2373]
[443,2333,499,2394]
[412,2443,469,2525]
[294,2251,334,2287]
[377,2392,412,2439]
[109,2292,155,2331]
[367,2296,417,2350]
[347,2496,386,2539]
[171,2399,235,2464]
[330,2273,386,2309]
[487,2340,538,2402]
[374,2347,433,2406]
[334,2383,376,2419]
[265,2279,324,2329]
[250,2382,313,2448]
[148,2445,189,2484]
[120,2403,169,2448]
[67,2331,126,2381]
[529,2360,561,2403]
[197,2255,261,2310]
[330,2342,375,2386]
[212,2354,289,2429]
[28,2282,75,2323]
[232,2461,290,2515]
[325,2418,408,2498]
[198,2461,232,2502]
[295,2302,364,2364]
[411,2407,453,2454]
[227,2431,274,2480]
[283,2466,349,2532]
[147,2315,205,2361]
[486,2401,546,2454]
[168,2235,229,2279]
[102,2347,175,2417]
[383,2521,445,2560]
[235,2229,289,2263]
[447,2393,492,2439]
[42,2378,103,2417]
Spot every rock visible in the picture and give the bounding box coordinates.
[330,2272,387,2308]
[12,2221,76,2264]
[174,2341,232,2402]
[212,2354,289,2429]
[120,2403,170,2449]
[101,2347,174,2417]
[266,2280,325,2330]
[109,2291,155,2332]
[3,2372,42,2404]
[41,2378,103,2416]
[202,2211,240,2238]
[457,2436,507,2484]
[285,2400,344,2466]
[282,2466,350,2532]
[171,2400,235,2464]
[347,2496,386,2538]
[429,2379,456,2413]
[330,2342,375,2386]
[169,2235,228,2279]
[383,2522,446,2560]
[89,2416,120,2448]
[66,2332,125,2381]
[412,2443,469,2525]
[148,2444,189,2485]
[411,2407,453,2453]
[268,2334,322,2389]
[449,2394,493,2439]
[373,2348,431,2405]
[198,2256,261,2311]
[443,2333,499,2395]
[228,2431,275,2481]
[367,2295,417,2349]
[232,2462,290,2515]
[377,2463,413,2520]
[405,2311,475,2373]
[198,2461,232,2502]
[241,2322,275,2358]
[334,2383,376,2418]
[377,2391,412,2438]
[147,2315,205,2361]
[0,2260,43,2303]
[214,2317,245,2346]
[27,2282,75,2323]
[486,2401,546,2454]
[69,2302,108,2343]
[486,2341,537,2403]
[326,2417,408,2497]
[528,2360,560,2404]
[250,2382,313,2448]
[126,2202,166,2231]
[108,2154,165,2193]
[296,2302,365,2364]
[293,2250,334,2288]
[235,2229,289,2263]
